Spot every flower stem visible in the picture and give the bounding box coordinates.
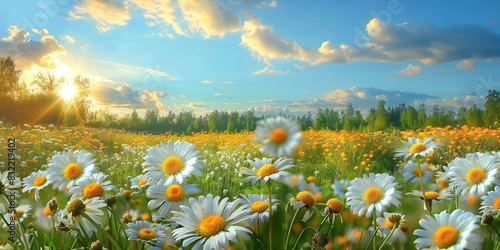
[285,208,301,250]
[292,227,320,250]
[416,160,434,218]
[372,212,376,250]
[363,225,381,250]
[377,223,398,250]
[267,181,274,250]
[81,211,123,250]
[317,211,331,232]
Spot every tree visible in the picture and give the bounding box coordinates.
[73,76,92,122]
[484,89,500,127]
[374,100,390,130]
[33,70,64,94]
[0,56,22,98]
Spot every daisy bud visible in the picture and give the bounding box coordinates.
[311,233,329,248]
[161,243,178,250]
[48,198,58,214]
[56,221,70,232]
[481,210,497,225]
[326,198,344,214]
[90,240,103,250]
[123,213,133,223]
[106,196,116,207]
[66,199,85,217]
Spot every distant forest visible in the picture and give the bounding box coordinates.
[1,56,499,133]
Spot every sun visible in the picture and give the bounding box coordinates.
[60,84,77,102]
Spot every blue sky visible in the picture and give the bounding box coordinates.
[1,0,500,116]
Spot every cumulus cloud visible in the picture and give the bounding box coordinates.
[397,64,422,76]
[424,95,485,109]
[0,26,66,70]
[241,19,316,64]
[130,0,185,36]
[355,91,368,99]
[323,89,352,104]
[241,18,500,66]
[60,35,76,44]
[69,0,131,32]
[456,59,475,71]
[213,93,221,96]
[178,0,241,38]
[253,66,286,75]
[321,86,435,106]
[92,84,166,110]
[182,102,208,108]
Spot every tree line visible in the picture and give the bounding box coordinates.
[1,56,498,132]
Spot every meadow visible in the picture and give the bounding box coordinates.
[1,121,500,249]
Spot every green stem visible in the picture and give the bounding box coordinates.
[51,215,56,245]
[81,211,123,250]
[416,160,434,218]
[377,223,398,250]
[363,225,381,250]
[285,208,302,250]
[317,211,331,232]
[372,212,377,250]
[267,181,274,250]
[491,223,500,239]
[292,227,320,250]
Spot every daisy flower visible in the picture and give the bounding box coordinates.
[171,194,252,250]
[146,179,201,217]
[240,194,279,225]
[47,150,97,191]
[373,213,407,245]
[143,140,204,186]
[480,186,500,214]
[406,190,454,210]
[69,172,116,200]
[4,204,31,223]
[346,173,401,218]
[448,152,500,195]
[282,174,306,190]
[22,170,50,201]
[0,171,21,213]
[290,191,316,222]
[131,174,151,189]
[332,180,350,199]
[125,220,167,245]
[403,161,435,185]
[35,206,62,231]
[414,209,482,249]
[394,136,442,161]
[240,157,295,186]
[253,117,302,157]
[65,197,107,237]
[148,225,178,250]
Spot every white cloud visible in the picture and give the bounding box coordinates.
[61,35,76,44]
[376,94,388,101]
[253,66,286,75]
[269,1,277,7]
[92,84,166,110]
[397,64,423,77]
[219,81,234,84]
[0,26,66,70]
[258,99,280,102]
[87,58,176,80]
[130,0,185,36]
[355,91,368,99]
[182,102,208,108]
[294,64,306,70]
[178,94,186,98]
[178,0,241,38]
[323,89,352,104]
[69,0,131,32]
[199,80,214,83]
[213,93,221,96]
[456,59,475,71]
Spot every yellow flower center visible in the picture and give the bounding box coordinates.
[123,190,132,197]
[123,213,133,223]
[67,199,85,216]
[468,195,479,206]
[269,128,288,145]
[364,187,383,204]
[251,201,269,213]
[83,183,105,198]
[14,210,24,219]
[434,225,459,248]
[43,206,52,216]
[166,185,184,201]
[409,143,427,154]
[296,191,315,208]
[494,197,500,209]
[138,228,157,240]
[138,179,147,186]
[425,191,440,200]
[412,167,425,176]
[290,175,300,185]
[306,176,318,185]
[161,243,178,250]
[64,164,82,179]
[34,176,47,187]
[326,198,344,213]
[142,213,151,221]
[467,168,486,184]
[162,157,184,174]
[197,215,227,237]
[256,164,279,178]
[438,179,448,190]
[384,218,394,229]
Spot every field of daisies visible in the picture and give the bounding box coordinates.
[1,118,500,249]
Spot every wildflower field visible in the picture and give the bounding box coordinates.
[1,119,500,250]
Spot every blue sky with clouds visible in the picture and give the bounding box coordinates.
[1,0,499,116]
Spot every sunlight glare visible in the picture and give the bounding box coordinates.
[60,84,77,102]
